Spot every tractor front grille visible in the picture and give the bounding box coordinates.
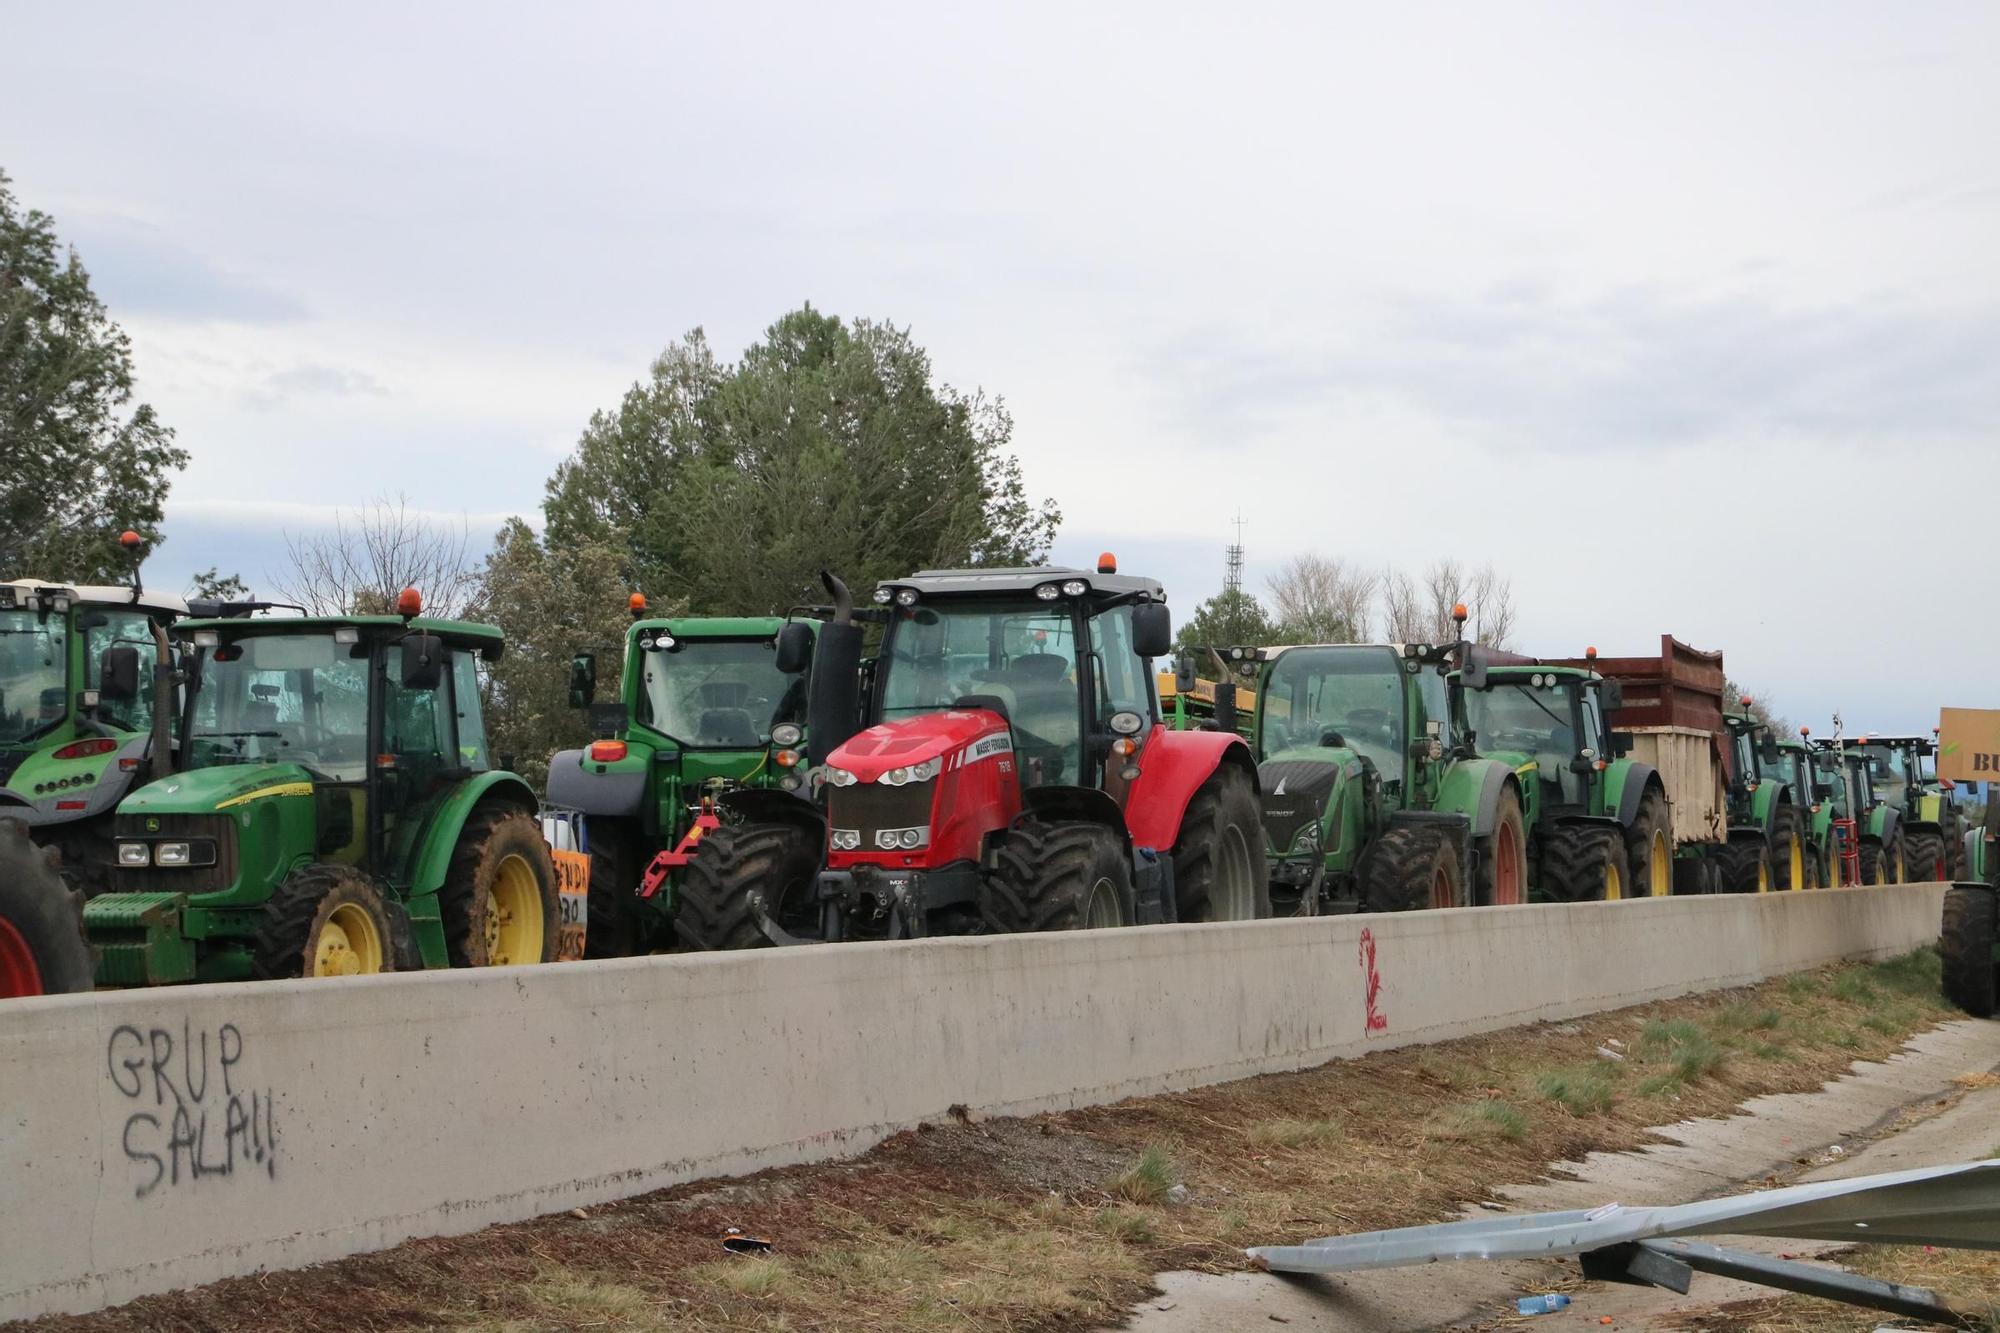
[828,780,936,850]
[109,812,239,895]
[1258,759,1339,855]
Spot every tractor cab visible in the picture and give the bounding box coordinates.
[1460,664,1623,820]
[85,599,553,985]
[1845,734,1960,879]
[0,578,188,883]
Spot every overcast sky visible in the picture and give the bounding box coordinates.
[4,1,1994,732]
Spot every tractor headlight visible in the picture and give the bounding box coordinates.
[872,587,893,604]
[1291,824,1322,853]
[831,828,861,850]
[117,842,150,867]
[1061,579,1087,597]
[772,723,803,747]
[894,588,919,607]
[154,842,191,866]
[826,767,859,787]
[873,826,930,850]
[1035,583,1061,601]
[879,756,942,785]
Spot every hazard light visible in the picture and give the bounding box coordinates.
[53,737,118,761]
[396,587,423,618]
[1097,552,1117,574]
[589,740,628,763]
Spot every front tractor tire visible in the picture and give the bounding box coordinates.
[1904,830,1945,883]
[1769,806,1806,891]
[442,806,561,967]
[1357,826,1464,912]
[252,865,418,980]
[1859,834,1906,887]
[1940,885,1997,1018]
[984,820,1134,933]
[0,820,92,997]
[1623,787,1674,899]
[1540,824,1627,902]
[1170,765,1271,922]
[582,823,645,959]
[1716,835,1773,894]
[1475,784,1529,906]
[676,822,820,950]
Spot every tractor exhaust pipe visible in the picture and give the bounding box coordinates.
[147,620,175,782]
[806,569,864,765]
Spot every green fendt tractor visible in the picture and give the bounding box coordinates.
[1457,659,1673,901]
[548,604,818,956]
[1236,628,1530,913]
[1847,734,1961,881]
[80,594,561,984]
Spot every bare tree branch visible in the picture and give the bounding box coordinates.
[1264,553,1375,642]
[271,494,480,617]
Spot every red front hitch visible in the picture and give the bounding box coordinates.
[640,802,723,899]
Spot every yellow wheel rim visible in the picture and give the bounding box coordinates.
[1892,848,1905,885]
[314,903,384,977]
[1788,839,1804,892]
[1603,858,1624,901]
[485,853,545,966]
[1646,831,1672,897]
[1755,858,1771,893]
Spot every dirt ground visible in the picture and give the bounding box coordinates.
[12,950,1977,1333]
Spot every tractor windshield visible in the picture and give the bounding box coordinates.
[637,637,800,749]
[0,609,69,746]
[186,633,372,781]
[1850,742,1908,808]
[1258,647,1405,786]
[878,598,1083,785]
[1466,680,1582,767]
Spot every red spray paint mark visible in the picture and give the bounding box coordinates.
[1359,928,1388,1033]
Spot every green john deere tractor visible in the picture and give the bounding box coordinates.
[0,571,190,999]
[80,598,561,985]
[1766,732,1835,889]
[1714,702,1806,893]
[548,608,819,956]
[1810,737,1906,886]
[1457,662,1673,902]
[1846,734,1962,881]
[1236,636,1530,914]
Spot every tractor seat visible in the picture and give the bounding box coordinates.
[697,708,761,747]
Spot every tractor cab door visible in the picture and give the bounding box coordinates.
[1409,665,1453,808]
[1087,604,1157,804]
[372,646,481,882]
[81,607,165,737]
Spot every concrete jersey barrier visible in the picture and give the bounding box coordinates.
[0,884,1947,1322]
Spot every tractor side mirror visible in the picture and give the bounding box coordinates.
[568,653,597,708]
[1131,602,1172,659]
[400,634,446,690]
[1460,644,1490,692]
[1759,734,1781,766]
[1173,653,1196,693]
[774,622,815,675]
[1600,679,1624,710]
[99,645,142,702]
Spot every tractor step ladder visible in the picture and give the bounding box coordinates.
[1831,816,1861,887]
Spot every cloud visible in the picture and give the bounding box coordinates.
[62,214,306,324]
[243,363,389,409]
[1148,286,2000,453]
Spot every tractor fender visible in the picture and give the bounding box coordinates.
[408,772,541,900]
[1022,786,1131,850]
[1963,827,1987,883]
[1123,727,1255,853]
[545,744,650,818]
[1436,756,1516,838]
[1869,806,1901,845]
[715,787,824,838]
[1610,762,1662,828]
[0,732,150,826]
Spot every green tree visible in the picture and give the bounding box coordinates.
[0,170,186,579]
[186,567,249,600]
[1175,587,1280,673]
[543,305,1059,612]
[471,518,638,791]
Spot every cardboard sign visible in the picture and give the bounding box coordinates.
[551,848,591,961]
[1936,708,2000,784]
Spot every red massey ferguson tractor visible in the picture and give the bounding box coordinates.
[669,561,1269,946]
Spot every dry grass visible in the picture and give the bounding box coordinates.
[1664,1244,2000,1331]
[20,951,1963,1333]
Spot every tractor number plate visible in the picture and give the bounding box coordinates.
[551,849,590,962]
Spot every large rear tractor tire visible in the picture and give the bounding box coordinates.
[1170,765,1271,922]
[1769,806,1806,891]
[252,864,419,980]
[1944,813,1967,879]
[676,822,820,950]
[984,821,1134,932]
[1475,785,1529,906]
[1940,885,1997,1018]
[441,806,561,967]
[1716,836,1773,894]
[1904,830,1946,883]
[0,820,92,997]
[582,822,645,959]
[1357,826,1464,912]
[1540,824,1628,902]
[1623,786,1674,899]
